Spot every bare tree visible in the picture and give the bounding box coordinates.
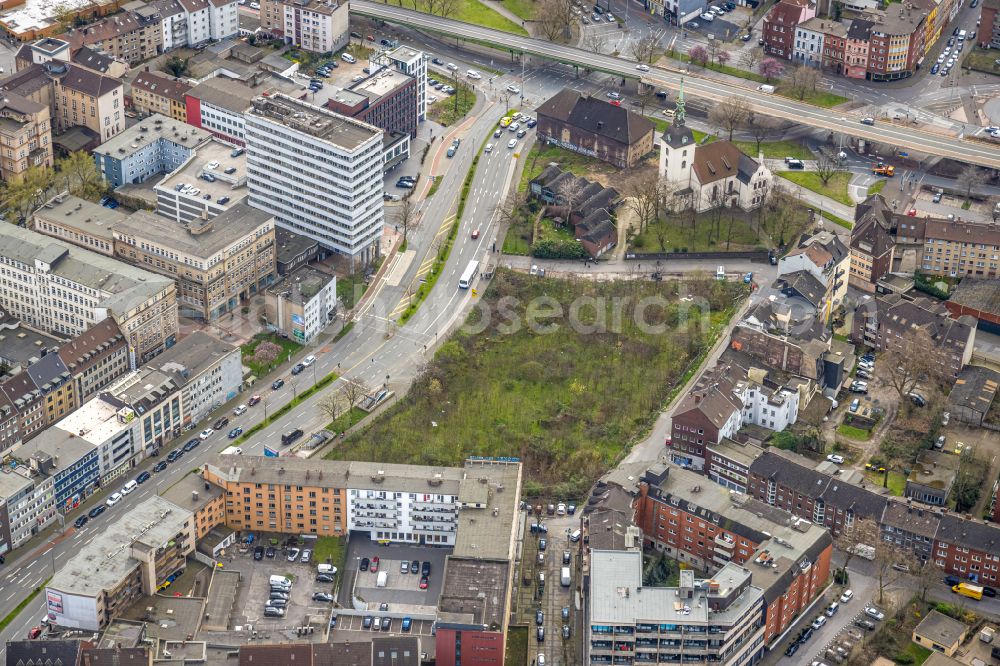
[882,327,943,403]
[787,65,820,100]
[494,190,530,228]
[626,172,662,235]
[990,195,1000,223]
[583,32,607,54]
[394,197,418,245]
[832,516,880,582]
[629,30,665,64]
[708,95,750,142]
[318,390,344,424]
[957,164,986,203]
[555,177,586,225]
[635,86,655,116]
[952,446,987,513]
[745,112,777,155]
[659,178,682,216]
[342,377,371,411]
[814,154,840,186]
[769,187,798,246]
[536,0,574,42]
[738,46,764,73]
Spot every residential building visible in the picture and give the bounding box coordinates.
[763,0,817,59]
[160,469,225,540]
[587,552,766,666]
[934,512,1000,585]
[239,639,422,665]
[14,426,101,513]
[32,191,128,256]
[905,450,959,506]
[748,449,890,532]
[794,17,828,67]
[0,387,22,455]
[148,0,189,50]
[282,0,348,53]
[152,138,248,223]
[56,318,130,406]
[0,319,61,375]
[818,20,849,72]
[15,43,129,79]
[326,67,418,140]
[207,0,240,42]
[114,204,274,320]
[275,227,320,274]
[536,89,654,169]
[0,225,179,364]
[93,113,211,188]
[50,62,125,142]
[244,94,384,268]
[849,215,895,292]
[381,45,427,121]
[184,75,261,146]
[259,0,284,30]
[62,11,164,66]
[850,294,976,378]
[777,230,849,321]
[947,365,1000,428]
[0,372,46,444]
[5,641,87,666]
[865,8,925,81]
[705,437,763,493]
[527,165,621,259]
[262,265,336,343]
[0,462,56,553]
[45,495,195,630]
[0,93,52,183]
[946,278,1000,334]
[130,71,191,121]
[880,500,941,561]
[979,0,1000,48]
[659,91,770,213]
[19,349,77,428]
[731,300,831,382]
[844,19,872,78]
[921,219,1000,279]
[912,610,968,657]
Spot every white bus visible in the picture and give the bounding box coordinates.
[459,260,479,289]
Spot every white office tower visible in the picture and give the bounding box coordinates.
[244,94,384,268]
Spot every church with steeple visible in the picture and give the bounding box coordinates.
[658,81,773,214]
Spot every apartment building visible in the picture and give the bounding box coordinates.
[244,94,384,268]
[0,391,20,456]
[0,225,179,364]
[51,63,124,142]
[777,230,849,321]
[0,463,55,554]
[588,554,766,666]
[160,470,226,540]
[850,293,975,378]
[934,513,1000,586]
[979,0,1000,48]
[32,192,128,256]
[262,265,337,343]
[184,76,262,146]
[260,0,284,30]
[93,113,212,187]
[866,8,926,80]
[849,216,895,291]
[763,0,817,58]
[881,499,941,562]
[114,205,274,320]
[45,495,194,630]
[15,427,101,513]
[921,219,1000,279]
[793,17,829,66]
[845,20,873,77]
[131,71,191,121]
[381,45,428,121]
[326,68,419,140]
[282,0,349,53]
[0,94,52,183]
[62,11,164,66]
[56,318,130,406]
[705,438,763,493]
[731,301,831,382]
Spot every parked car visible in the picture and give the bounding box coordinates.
[153,460,168,472]
[265,546,276,558]
[74,515,88,528]
[316,573,334,582]
[360,557,370,571]
[864,607,885,621]
[248,394,262,406]
[228,427,243,439]
[253,546,265,560]
[106,492,123,507]
[840,589,853,603]
[199,428,214,440]
[313,592,334,602]
[411,560,420,574]
[271,379,285,390]
[826,454,845,464]
[855,618,876,630]
[88,505,106,518]
[183,439,199,452]
[811,616,827,629]
[136,471,151,484]
[371,556,380,572]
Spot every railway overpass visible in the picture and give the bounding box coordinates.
[352,0,1000,170]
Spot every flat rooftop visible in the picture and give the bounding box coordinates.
[55,387,129,446]
[15,426,96,470]
[156,139,248,205]
[117,204,270,260]
[33,194,129,241]
[160,470,224,515]
[95,114,211,160]
[248,94,381,150]
[438,558,510,629]
[0,464,35,497]
[0,320,62,368]
[49,495,191,597]
[453,460,522,560]
[265,265,335,306]
[350,67,411,100]
[907,450,959,490]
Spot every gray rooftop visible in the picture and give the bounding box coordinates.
[94,113,211,160]
[33,193,129,241]
[115,204,271,259]
[590,551,762,626]
[146,331,237,384]
[249,94,382,150]
[159,469,224,514]
[437,558,510,629]
[907,450,959,492]
[15,426,96,470]
[913,610,968,647]
[0,320,62,368]
[265,266,335,306]
[452,460,522,560]
[49,495,191,597]
[0,225,174,314]
[0,465,36,498]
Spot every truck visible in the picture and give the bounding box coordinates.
[756,84,775,93]
[376,571,388,588]
[852,544,876,560]
[872,162,895,177]
[561,567,571,587]
[953,582,984,600]
[221,446,243,455]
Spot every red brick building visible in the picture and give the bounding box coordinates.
[978,0,1000,48]
[945,279,1000,333]
[667,370,743,471]
[763,0,818,58]
[934,514,1000,586]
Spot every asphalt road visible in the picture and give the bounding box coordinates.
[350,0,1000,169]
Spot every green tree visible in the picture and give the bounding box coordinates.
[165,57,190,77]
[55,151,106,200]
[2,165,55,224]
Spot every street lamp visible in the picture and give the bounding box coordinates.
[384,374,390,389]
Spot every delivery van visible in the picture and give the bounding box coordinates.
[953,582,984,600]
[757,84,775,93]
[561,567,571,587]
[376,571,388,588]
[317,564,337,575]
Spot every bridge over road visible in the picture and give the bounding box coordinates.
[352,0,1000,170]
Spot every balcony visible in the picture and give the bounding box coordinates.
[713,534,735,550]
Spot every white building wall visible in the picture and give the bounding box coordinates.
[188,7,212,45]
[794,27,824,66]
[210,0,239,40]
[198,99,246,145]
[742,386,800,431]
[179,346,242,425]
[778,253,827,284]
[302,276,336,342]
[347,486,458,545]
[6,475,56,551]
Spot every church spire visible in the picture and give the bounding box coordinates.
[674,78,686,127]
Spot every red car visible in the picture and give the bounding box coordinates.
[366,34,376,41]
[248,394,262,407]
[27,627,42,639]
[419,577,428,590]
[907,208,917,216]
[370,556,379,573]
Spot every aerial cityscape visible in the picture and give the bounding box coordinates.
[0,0,996,662]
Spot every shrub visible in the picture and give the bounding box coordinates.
[892,654,914,665]
[531,238,588,259]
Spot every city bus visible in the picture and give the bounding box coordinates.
[459,260,479,289]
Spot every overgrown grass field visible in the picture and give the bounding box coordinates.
[326,270,744,497]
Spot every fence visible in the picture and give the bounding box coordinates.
[625,250,771,262]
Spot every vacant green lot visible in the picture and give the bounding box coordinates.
[632,210,769,253]
[501,0,536,20]
[504,216,579,256]
[241,334,302,377]
[428,84,477,126]
[964,47,1000,75]
[778,170,853,206]
[732,139,811,160]
[414,0,528,34]
[837,423,872,441]
[517,142,619,193]
[505,626,529,666]
[868,180,887,195]
[864,468,906,495]
[776,87,850,108]
[312,536,345,569]
[327,270,743,497]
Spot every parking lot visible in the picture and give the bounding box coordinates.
[342,539,451,610]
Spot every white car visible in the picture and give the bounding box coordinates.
[233,404,248,416]
[810,616,827,629]
[446,62,459,71]
[557,502,566,515]
[106,492,123,507]
[840,589,853,603]
[302,355,316,367]
[826,454,845,464]
[700,12,715,20]
[199,428,214,440]
[507,138,517,149]
[484,143,493,153]
[607,91,622,100]
[466,69,482,80]
[864,607,885,621]
[506,84,520,94]
[205,161,219,170]
[636,64,650,71]
[606,12,616,20]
